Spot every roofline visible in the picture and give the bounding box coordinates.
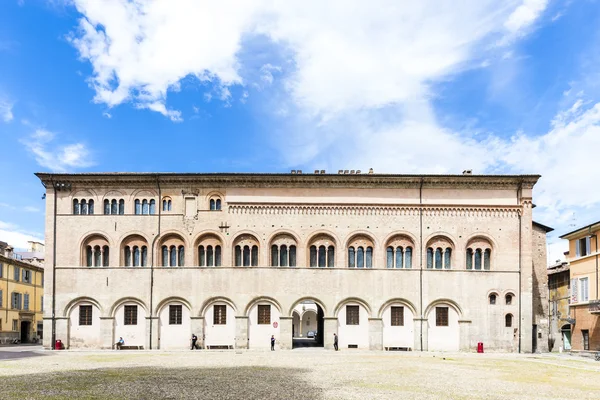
[533,221,554,233]
[0,254,45,272]
[35,172,541,189]
[559,220,600,239]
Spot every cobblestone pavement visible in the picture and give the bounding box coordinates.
[1,350,599,399]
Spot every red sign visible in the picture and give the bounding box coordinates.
[273,321,278,328]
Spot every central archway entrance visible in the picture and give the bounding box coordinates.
[292,300,324,349]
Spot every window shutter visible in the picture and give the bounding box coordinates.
[570,278,578,303]
[575,240,580,257]
[586,236,591,255]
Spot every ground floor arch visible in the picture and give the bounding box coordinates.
[336,300,370,349]
[381,301,415,350]
[203,301,236,349]
[247,299,281,349]
[291,300,324,348]
[158,301,191,350]
[68,300,102,349]
[113,301,147,348]
[426,301,460,351]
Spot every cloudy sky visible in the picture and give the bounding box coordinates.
[0,0,598,261]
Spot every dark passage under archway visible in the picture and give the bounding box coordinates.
[292,301,324,349]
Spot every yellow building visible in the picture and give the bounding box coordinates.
[560,221,600,352]
[0,241,44,344]
[548,260,571,351]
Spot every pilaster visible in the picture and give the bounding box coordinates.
[191,316,204,348]
[54,317,68,349]
[279,316,293,350]
[323,317,338,350]
[99,317,114,349]
[520,198,534,353]
[368,318,383,350]
[235,316,249,349]
[458,319,472,351]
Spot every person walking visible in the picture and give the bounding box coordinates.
[271,335,276,351]
[333,333,338,351]
[191,333,198,350]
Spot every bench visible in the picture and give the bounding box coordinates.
[385,347,412,351]
[117,345,144,350]
[206,345,233,350]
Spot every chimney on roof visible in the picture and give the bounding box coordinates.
[368,168,374,174]
[462,169,472,175]
[314,170,319,174]
[350,170,355,174]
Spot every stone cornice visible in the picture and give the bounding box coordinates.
[0,254,45,272]
[229,204,522,218]
[35,172,540,190]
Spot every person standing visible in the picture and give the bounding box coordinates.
[271,335,276,351]
[191,333,198,350]
[333,333,338,351]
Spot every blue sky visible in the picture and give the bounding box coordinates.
[1,0,599,262]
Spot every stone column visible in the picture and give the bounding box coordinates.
[416,317,428,351]
[520,197,534,353]
[99,317,114,349]
[368,318,383,350]
[279,316,293,350]
[299,316,303,337]
[55,317,68,349]
[148,317,159,349]
[235,316,249,349]
[323,317,338,350]
[458,319,472,351]
[191,316,204,348]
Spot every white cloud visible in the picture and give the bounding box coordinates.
[22,128,94,172]
[504,0,548,34]
[0,99,13,122]
[23,206,40,213]
[0,220,44,251]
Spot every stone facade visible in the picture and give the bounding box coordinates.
[36,172,547,352]
[548,261,570,352]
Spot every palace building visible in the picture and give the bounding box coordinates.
[37,171,550,352]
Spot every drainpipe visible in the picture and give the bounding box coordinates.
[517,179,523,353]
[149,175,161,349]
[50,176,57,350]
[419,177,424,352]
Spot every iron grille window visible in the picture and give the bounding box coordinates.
[391,306,404,326]
[257,305,271,325]
[79,305,93,326]
[436,307,448,327]
[169,305,182,325]
[213,305,227,325]
[124,305,138,325]
[346,305,359,325]
[582,330,589,350]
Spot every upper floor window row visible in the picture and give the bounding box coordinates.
[73,199,94,215]
[135,199,156,215]
[104,199,125,215]
[162,197,172,212]
[209,197,222,211]
[576,236,592,258]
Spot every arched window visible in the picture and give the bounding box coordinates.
[104,199,110,215]
[271,245,278,267]
[88,200,94,214]
[426,236,453,270]
[101,245,109,266]
[170,246,177,267]
[395,247,403,269]
[119,199,125,215]
[178,246,185,266]
[289,245,296,266]
[505,294,513,305]
[209,196,222,211]
[327,246,335,268]
[196,235,223,267]
[386,247,393,268]
[466,248,473,270]
[124,246,131,266]
[505,314,513,327]
[474,249,482,270]
[149,199,156,215]
[366,247,373,268]
[207,245,214,266]
[210,199,215,211]
[489,293,497,305]
[122,235,149,267]
[111,199,118,215]
[131,246,139,266]
[86,246,92,266]
[82,235,110,267]
[215,245,221,266]
[199,246,206,266]
[162,246,168,266]
[73,199,80,215]
[280,245,288,267]
[162,197,172,212]
[466,237,493,271]
[93,245,101,266]
[163,199,167,211]
[357,247,365,268]
[168,200,172,211]
[234,234,259,267]
[348,247,355,268]
[135,199,141,215]
[318,245,326,267]
[142,200,149,215]
[216,199,222,210]
[405,247,412,268]
[310,246,317,267]
[141,246,147,266]
[235,246,242,266]
[81,199,88,215]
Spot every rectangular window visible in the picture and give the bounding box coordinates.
[124,305,138,325]
[11,292,22,310]
[13,266,20,282]
[79,305,93,326]
[257,305,271,325]
[436,307,449,327]
[390,306,404,326]
[169,305,182,325]
[346,305,360,325]
[576,237,591,257]
[582,330,589,350]
[185,197,196,217]
[580,278,589,302]
[13,319,18,331]
[23,269,31,284]
[37,322,43,339]
[213,305,227,325]
[24,294,29,311]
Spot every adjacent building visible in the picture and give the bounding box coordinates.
[0,241,45,344]
[548,260,571,351]
[560,221,600,352]
[37,171,550,352]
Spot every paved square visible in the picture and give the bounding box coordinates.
[1,348,599,399]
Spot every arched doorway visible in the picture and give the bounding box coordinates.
[561,324,571,351]
[291,300,324,349]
